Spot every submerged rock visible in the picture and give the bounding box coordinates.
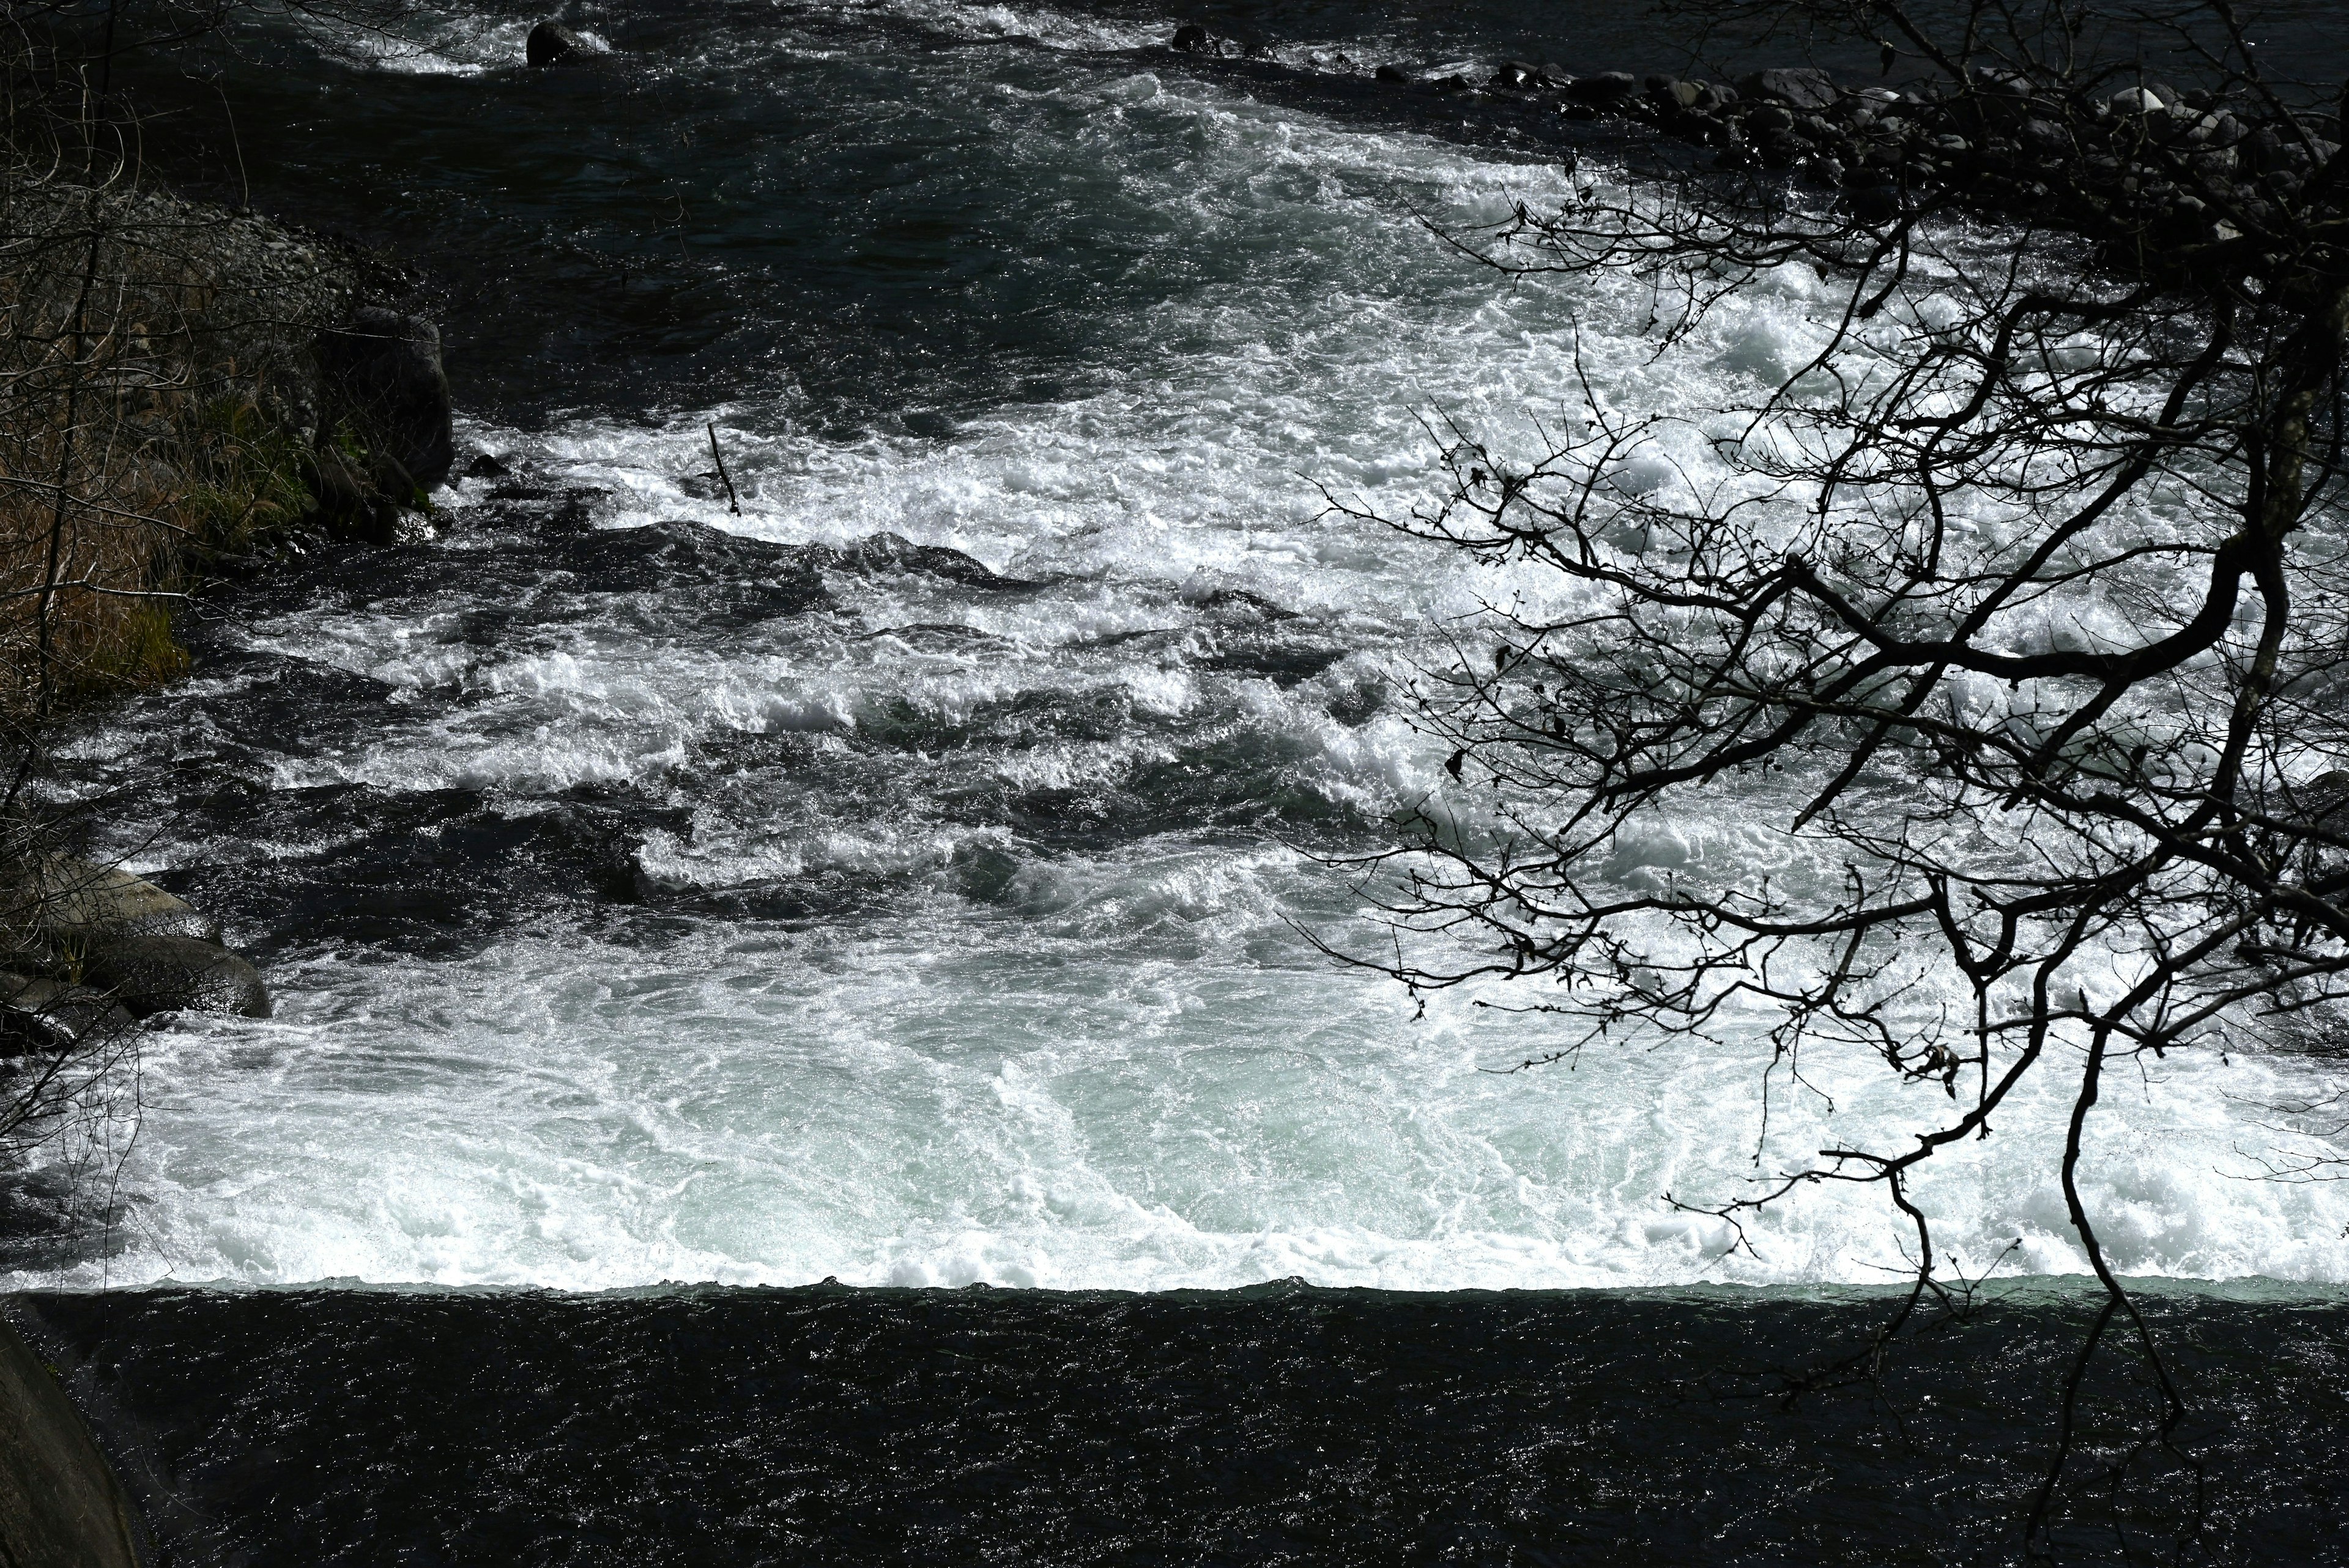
[77,935,271,1020]
[527,21,585,68]
[577,519,834,620]
[832,532,1026,587]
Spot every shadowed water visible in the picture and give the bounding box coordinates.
[16,1282,2349,1566]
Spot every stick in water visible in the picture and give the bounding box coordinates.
[708,422,740,515]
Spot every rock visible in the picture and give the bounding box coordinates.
[573,519,833,619]
[308,441,401,543]
[2284,770,2349,832]
[2109,86,2166,116]
[461,452,512,480]
[18,856,220,943]
[1739,67,1839,110]
[1565,71,1635,103]
[1170,23,1217,54]
[1491,59,1540,91]
[1749,103,1794,133]
[1800,155,1846,188]
[1679,111,1726,145]
[0,974,134,1056]
[317,307,456,499]
[526,21,584,67]
[0,1318,144,1568]
[833,532,1016,587]
[79,935,271,1019]
[1646,75,1702,110]
[1374,63,1409,84]
[2022,117,2071,155]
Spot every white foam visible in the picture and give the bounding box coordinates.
[23,20,2349,1296]
[19,925,2347,1292]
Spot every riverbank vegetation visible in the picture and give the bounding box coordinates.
[0,1,432,1185]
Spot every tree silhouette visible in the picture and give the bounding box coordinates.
[1329,1,2349,1555]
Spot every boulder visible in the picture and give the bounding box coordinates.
[527,21,585,68]
[1170,23,1217,54]
[1565,71,1636,104]
[2108,86,2166,117]
[317,307,455,499]
[308,440,401,543]
[1645,75,1702,110]
[1491,59,1540,91]
[1374,63,1409,84]
[0,974,134,1056]
[2022,117,2072,155]
[0,1318,144,1568]
[79,935,271,1020]
[17,856,220,944]
[1740,67,1839,110]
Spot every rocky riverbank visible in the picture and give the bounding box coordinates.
[1169,23,2340,262]
[0,180,456,1050]
[0,162,467,1565]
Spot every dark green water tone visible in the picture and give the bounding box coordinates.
[8,0,2349,1560]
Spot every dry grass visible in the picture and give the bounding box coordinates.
[0,166,327,721]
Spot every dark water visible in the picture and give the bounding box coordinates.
[15,1284,2349,1565]
[12,0,2349,1561]
[126,0,2349,429]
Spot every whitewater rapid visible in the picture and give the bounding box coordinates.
[15,0,2349,1294]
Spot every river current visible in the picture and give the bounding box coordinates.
[20,0,2340,1296]
[7,1,2349,1559]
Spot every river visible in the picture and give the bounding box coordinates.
[7,0,2349,1559]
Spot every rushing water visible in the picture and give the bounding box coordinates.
[7,0,2349,1558]
[25,0,2344,1296]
